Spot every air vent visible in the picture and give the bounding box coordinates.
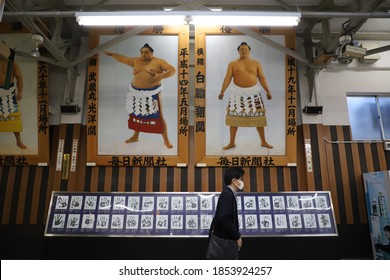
[303,106,323,114]
[60,104,80,113]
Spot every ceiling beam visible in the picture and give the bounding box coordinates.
[6,0,75,70]
[14,50,65,67]
[69,26,150,66]
[324,0,386,53]
[301,11,390,18]
[366,44,390,55]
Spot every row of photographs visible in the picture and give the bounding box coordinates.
[49,212,333,233]
[53,193,331,212]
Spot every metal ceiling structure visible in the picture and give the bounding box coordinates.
[2,0,390,103]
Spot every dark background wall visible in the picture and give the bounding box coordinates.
[1,123,388,259]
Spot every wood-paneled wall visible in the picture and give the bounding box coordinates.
[1,124,389,227]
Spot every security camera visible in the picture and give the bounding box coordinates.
[342,45,366,58]
[338,35,352,45]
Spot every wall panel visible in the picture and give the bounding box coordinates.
[30,166,42,224]
[1,124,389,228]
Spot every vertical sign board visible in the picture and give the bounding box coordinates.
[363,171,390,260]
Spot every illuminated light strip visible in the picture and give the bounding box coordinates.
[75,11,301,26]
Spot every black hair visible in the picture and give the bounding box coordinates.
[384,225,390,232]
[223,167,244,186]
[140,43,154,53]
[237,42,251,51]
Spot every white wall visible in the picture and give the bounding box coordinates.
[48,65,66,125]
[298,39,390,126]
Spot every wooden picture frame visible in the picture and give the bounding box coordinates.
[0,24,50,166]
[194,26,297,167]
[86,26,189,166]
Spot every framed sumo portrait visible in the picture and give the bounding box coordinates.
[0,24,50,166]
[194,26,297,167]
[86,26,189,166]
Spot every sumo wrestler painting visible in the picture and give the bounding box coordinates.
[98,35,178,157]
[206,35,286,157]
[0,34,38,156]
[194,26,297,167]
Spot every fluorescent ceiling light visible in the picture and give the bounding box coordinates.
[75,11,187,26]
[75,11,301,27]
[191,11,301,26]
[163,7,223,12]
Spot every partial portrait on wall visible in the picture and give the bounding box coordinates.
[0,25,49,166]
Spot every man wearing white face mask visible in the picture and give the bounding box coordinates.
[206,167,244,260]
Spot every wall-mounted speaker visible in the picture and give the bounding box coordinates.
[60,104,80,113]
[303,106,323,115]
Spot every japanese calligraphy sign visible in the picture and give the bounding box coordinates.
[86,26,189,166]
[194,26,297,167]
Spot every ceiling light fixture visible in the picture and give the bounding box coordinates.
[191,11,301,26]
[30,47,40,58]
[75,11,187,26]
[30,34,43,58]
[163,7,223,12]
[75,11,301,27]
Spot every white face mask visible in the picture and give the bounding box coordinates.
[236,179,244,190]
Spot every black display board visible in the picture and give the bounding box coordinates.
[45,191,337,237]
